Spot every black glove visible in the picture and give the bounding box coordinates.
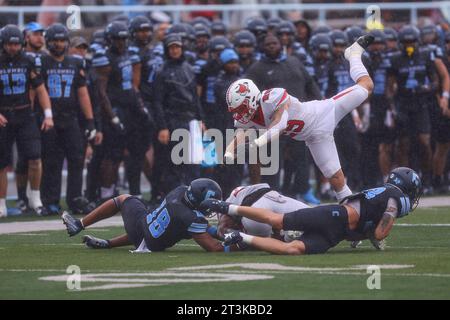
[223,230,248,250]
[85,119,97,142]
[223,230,243,246]
[199,199,230,216]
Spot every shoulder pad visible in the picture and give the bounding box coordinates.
[92,51,110,68]
[261,88,289,110]
[129,46,139,54]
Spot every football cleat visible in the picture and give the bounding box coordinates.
[83,235,110,249]
[62,211,84,237]
[46,204,61,216]
[369,238,386,251]
[16,199,28,212]
[350,240,362,248]
[344,35,374,60]
[34,206,49,217]
[355,34,375,50]
[298,189,321,205]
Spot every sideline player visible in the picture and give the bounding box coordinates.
[224,35,375,201]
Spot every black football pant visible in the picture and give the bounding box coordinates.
[41,119,84,208]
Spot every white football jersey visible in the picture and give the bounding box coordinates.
[234,88,334,141]
[225,184,310,238]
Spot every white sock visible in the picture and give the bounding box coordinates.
[335,184,352,202]
[28,190,43,209]
[239,232,254,244]
[101,186,115,199]
[0,198,7,217]
[349,54,369,83]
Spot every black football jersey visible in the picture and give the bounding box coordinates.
[143,186,209,251]
[388,49,436,95]
[39,54,87,120]
[0,51,43,109]
[129,43,163,101]
[341,184,409,234]
[92,47,139,106]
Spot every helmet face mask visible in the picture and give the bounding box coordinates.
[230,99,257,124]
[226,79,261,124]
[184,178,222,215]
[48,39,68,57]
[45,24,70,57]
[386,167,423,214]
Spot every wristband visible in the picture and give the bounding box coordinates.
[44,108,53,118]
[223,245,231,253]
[442,91,449,99]
[228,204,239,216]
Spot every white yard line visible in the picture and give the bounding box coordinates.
[0,216,124,235]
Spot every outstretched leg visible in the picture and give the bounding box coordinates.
[334,35,374,124]
[62,194,130,237]
[320,35,375,200]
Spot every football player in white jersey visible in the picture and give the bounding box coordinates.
[224,35,375,201]
[218,183,310,240]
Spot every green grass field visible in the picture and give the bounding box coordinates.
[1,207,450,300]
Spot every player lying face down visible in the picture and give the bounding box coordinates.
[200,167,422,255]
[62,178,241,253]
[215,183,310,241]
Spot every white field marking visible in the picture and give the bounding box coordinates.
[9,233,49,236]
[72,283,158,292]
[396,224,450,227]
[0,216,124,235]
[40,272,273,291]
[38,263,450,292]
[355,245,448,250]
[168,263,414,272]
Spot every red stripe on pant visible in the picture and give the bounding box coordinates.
[332,88,355,100]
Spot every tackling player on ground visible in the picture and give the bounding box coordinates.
[224,35,375,201]
[61,178,240,253]
[200,167,422,255]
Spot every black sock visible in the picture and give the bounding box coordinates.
[17,186,27,202]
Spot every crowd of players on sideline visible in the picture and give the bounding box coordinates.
[1,13,450,219]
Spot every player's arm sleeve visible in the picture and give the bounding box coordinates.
[29,55,44,88]
[152,70,168,130]
[91,49,110,68]
[187,211,208,234]
[129,47,141,65]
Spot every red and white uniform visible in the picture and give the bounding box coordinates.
[225,184,310,237]
[234,85,368,178]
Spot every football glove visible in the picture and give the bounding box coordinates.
[85,119,97,142]
[199,199,230,216]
